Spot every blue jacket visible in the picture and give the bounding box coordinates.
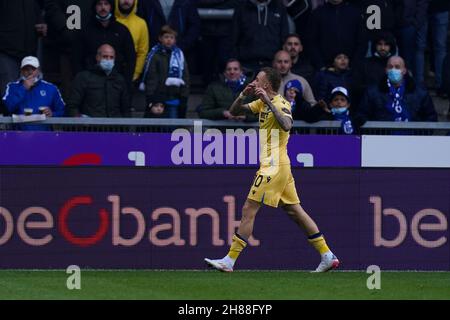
[2,79,65,130]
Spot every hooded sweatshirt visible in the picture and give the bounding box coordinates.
[115,0,149,81]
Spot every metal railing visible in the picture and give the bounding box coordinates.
[1,117,449,135]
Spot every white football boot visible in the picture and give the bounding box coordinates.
[204,257,234,273]
[313,252,340,273]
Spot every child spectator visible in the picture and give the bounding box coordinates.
[140,25,189,118]
[144,95,166,118]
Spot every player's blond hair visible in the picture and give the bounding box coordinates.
[260,67,281,92]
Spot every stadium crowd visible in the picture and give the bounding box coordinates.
[0,0,449,132]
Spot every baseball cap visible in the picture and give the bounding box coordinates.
[330,86,350,100]
[20,56,40,69]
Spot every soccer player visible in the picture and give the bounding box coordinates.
[204,67,339,273]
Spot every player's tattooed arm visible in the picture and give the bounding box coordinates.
[229,95,250,116]
[229,83,255,116]
[267,102,293,132]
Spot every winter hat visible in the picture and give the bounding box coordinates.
[284,79,302,95]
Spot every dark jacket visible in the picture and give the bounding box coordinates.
[291,53,316,86]
[307,1,365,70]
[0,0,42,59]
[352,31,398,108]
[392,0,429,28]
[313,68,353,102]
[67,65,130,117]
[357,74,438,122]
[137,0,201,51]
[44,0,96,47]
[144,49,190,104]
[197,75,257,122]
[198,0,241,37]
[231,0,289,64]
[73,1,136,85]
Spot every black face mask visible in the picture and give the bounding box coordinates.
[119,6,134,15]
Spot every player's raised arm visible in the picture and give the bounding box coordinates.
[229,83,255,116]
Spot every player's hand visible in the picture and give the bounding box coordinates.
[242,83,255,96]
[254,87,271,105]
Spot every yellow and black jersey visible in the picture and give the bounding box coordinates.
[248,94,293,167]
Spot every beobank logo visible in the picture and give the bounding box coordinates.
[0,195,260,248]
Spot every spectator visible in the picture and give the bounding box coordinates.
[302,86,362,134]
[282,33,315,85]
[141,25,189,118]
[43,0,96,100]
[283,79,312,121]
[0,1,44,102]
[313,53,353,102]
[198,0,240,85]
[414,0,449,92]
[352,31,398,109]
[115,0,150,83]
[358,56,437,123]
[137,0,200,52]
[73,0,136,88]
[285,0,313,39]
[197,58,257,122]
[231,0,289,73]
[273,50,316,106]
[306,0,366,70]
[2,56,65,130]
[67,44,130,117]
[392,0,429,74]
[144,94,167,118]
[284,79,302,110]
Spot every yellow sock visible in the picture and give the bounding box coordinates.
[227,234,248,260]
[308,233,330,255]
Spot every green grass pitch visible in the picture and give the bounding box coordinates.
[0,270,449,300]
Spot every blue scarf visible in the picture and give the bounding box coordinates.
[139,44,185,91]
[225,75,247,95]
[386,79,410,122]
[332,109,354,135]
